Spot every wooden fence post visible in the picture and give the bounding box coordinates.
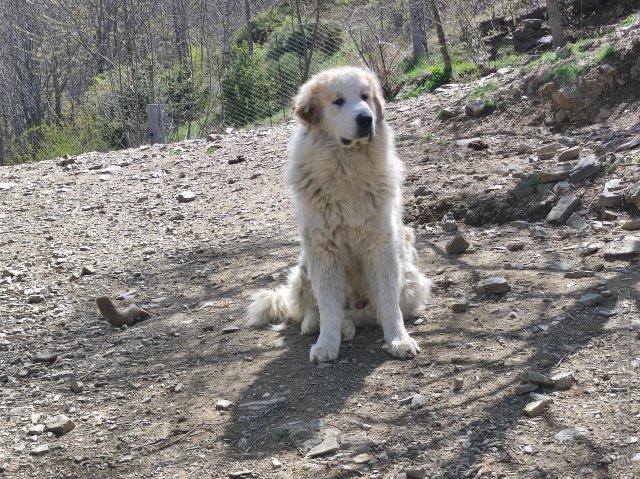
[147,103,165,144]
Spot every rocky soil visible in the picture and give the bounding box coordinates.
[1,25,640,479]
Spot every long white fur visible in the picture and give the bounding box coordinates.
[247,66,433,362]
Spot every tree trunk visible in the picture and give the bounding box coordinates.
[546,0,566,48]
[426,0,451,78]
[243,0,254,55]
[409,1,427,59]
[172,0,190,64]
[147,103,165,144]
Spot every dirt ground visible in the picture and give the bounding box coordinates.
[1,63,640,479]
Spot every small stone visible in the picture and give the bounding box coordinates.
[410,394,426,409]
[81,265,95,276]
[603,236,640,260]
[555,426,587,441]
[216,399,234,411]
[452,378,463,392]
[441,220,458,233]
[445,234,470,254]
[228,155,246,165]
[546,194,580,224]
[306,434,340,458]
[30,444,49,456]
[537,142,561,160]
[69,380,84,393]
[405,468,427,479]
[271,457,283,469]
[45,415,76,435]
[177,191,196,203]
[33,352,58,364]
[476,277,510,294]
[519,371,554,386]
[222,325,240,334]
[352,453,372,464]
[578,293,602,307]
[515,382,539,395]
[523,445,534,454]
[465,99,490,118]
[524,396,553,417]
[557,146,580,161]
[451,299,470,313]
[569,154,599,182]
[551,372,575,390]
[228,470,254,479]
[566,213,588,232]
[413,185,430,197]
[28,424,46,435]
[507,241,525,251]
[621,219,640,231]
[27,294,45,304]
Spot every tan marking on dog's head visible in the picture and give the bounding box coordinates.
[293,67,386,145]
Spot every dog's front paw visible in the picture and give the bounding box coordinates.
[309,338,340,363]
[387,335,420,358]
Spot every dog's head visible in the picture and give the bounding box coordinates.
[293,66,385,147]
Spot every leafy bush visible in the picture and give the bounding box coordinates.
[221,45,277,125]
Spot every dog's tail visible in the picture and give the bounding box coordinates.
[246,265,308,328]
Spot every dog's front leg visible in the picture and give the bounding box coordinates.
[306,251,345,363]
[365,239,420,358]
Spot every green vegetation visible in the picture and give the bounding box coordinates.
[621,13,636,27]
[595,44,616,62]
[421,132,434,142]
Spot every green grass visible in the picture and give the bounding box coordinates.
[621,13,636,27]
[421,132,434,142]
[490,52,526,69]
[595,44,616,62]
[546,62,584,82]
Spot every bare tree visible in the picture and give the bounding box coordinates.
[546,0,566,48]
[426,0,452,78]
[243,0,254,55]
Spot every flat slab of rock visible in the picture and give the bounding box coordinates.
[306,434,339,458]
[598,179,624,208]
[551,372,575,390]
[537,142,561,160]
[547,194,580,224]
[216,399,234,411]
[445,234,470,254]
[519,371,554,386]
[621,219,640,231]
[566,212,588,232]
[569,155,599,182]
[603,236,640,260]
[557,146,580,161]
[535,164,572,183]
[556,426,587,442]
[477,277,510,294]
[524,396,553,417]
[177,191,197,203]
[624,182,640,211]
[0,182,17,190]
[451,299,470,313]
[578,293,602,307]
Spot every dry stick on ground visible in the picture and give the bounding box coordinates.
[96,296,150,327]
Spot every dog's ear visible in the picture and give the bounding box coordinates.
[294,84,320,127]
[369,73,385,123]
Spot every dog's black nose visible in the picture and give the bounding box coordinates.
[356,113,373,129]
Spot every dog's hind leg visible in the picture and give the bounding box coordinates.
[301,306,319,335]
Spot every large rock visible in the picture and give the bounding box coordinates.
[569,155,599,182]
[537,142,561,160]
[598,179,624,208]
[45,415,75,435]
[535,164,572,183]
[546,194,580,224]
[477,276,511,294]
[624,182,640,211]
[445,234,470,254]
[465,99,491,118]
[603,236,640,260]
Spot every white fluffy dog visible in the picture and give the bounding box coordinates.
[247,66,432,363]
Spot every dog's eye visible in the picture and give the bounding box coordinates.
[361,94,369,101]
[333,98,344,106]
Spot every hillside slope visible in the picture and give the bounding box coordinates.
[1,29,640,479]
